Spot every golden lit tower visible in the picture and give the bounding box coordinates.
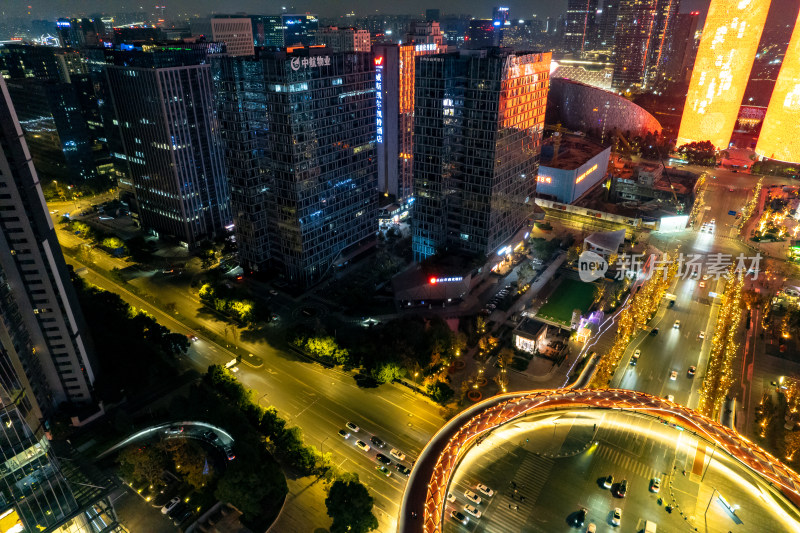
[756,7,800,164]
[677,0,771,149]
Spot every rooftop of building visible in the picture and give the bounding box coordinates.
[514,317,548,337]
[539,133,609,171]
[585,229,625,251]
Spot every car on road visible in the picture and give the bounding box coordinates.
[370,436,386,448]
[338,429,350,439]
[202,430,218,442]
[162,497,181,514]
[729,187,735,192]
[375,453,391,465]
[464,504,482,519]
[603,475,613,489]
[631,350,640,365]
[447,493,456,503]
[268,289,278,295]
[650,477,661,493]
[699,281,706,288]
[650,328,659,336]
[476,483,494,497]
[698,331,705,340]
[355,440,370,452]
[224,447,235,461]
[690,271,699,279]
[616,480,628,498]
[670,370,678,380]
[673,320,680,329]
[587,524,596,533]
[688,365,696,376]
[464,490,481,505]
[667,395,674,402]
[576,507,588,527]
[450,510,469,525]
[376,465,391,477]
[187,335,198,342]
[346,422,360,433]
[165,426,184,435]
[390,448,406,461]
[395,464,411,476]
[611,507,622,526]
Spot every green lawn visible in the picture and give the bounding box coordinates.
[536,278,596,325]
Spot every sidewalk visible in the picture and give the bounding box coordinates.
[267,476,331,533]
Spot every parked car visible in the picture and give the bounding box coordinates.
[450,510,468,525]
[476,483,494,497]
[161,497,181,515]
[464,504,482,519]
[464,490,481,505]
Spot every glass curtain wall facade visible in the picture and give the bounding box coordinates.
[412,49,550,261]
[215,50,378,286]
[105,45,231,247]
[612,0,679,91]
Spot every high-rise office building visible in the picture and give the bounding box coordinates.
[282,14,318,47]
[756,7,800,164]
[214,48,377,286]
[374,40,444,200]
[0,79,121,531]
[316,26,371,52]
[406,20,445,47]
[659,11,700,87]
[0,77,98,419]
[251,15,284,47]
[412,49,550,261]
[105,43,231,247]
[466,20,501,48]
[493,7,511,26]
[564,0,599,53]
[677,0,770,148]
[211,17,256,56]
[594,0,619,50]
[0,45,99,184]
[611,0,680,91]
[439,14,472,47]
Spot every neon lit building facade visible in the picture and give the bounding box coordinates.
[677,0,771,149]
[756,8,800,164]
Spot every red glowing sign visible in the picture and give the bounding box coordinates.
[429,277,437,284]
[374,56,384,66]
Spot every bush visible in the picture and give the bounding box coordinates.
[427,381,454,404]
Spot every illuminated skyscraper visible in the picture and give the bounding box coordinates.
[612,0,679,91]
[677,0,771,148]
[564,0,598,52]
[412,49,549,261]
[756,7,800,164]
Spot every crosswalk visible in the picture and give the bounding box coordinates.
[595,445,661,483]
[479,455,554,532]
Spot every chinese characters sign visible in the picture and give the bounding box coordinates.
[375,57,384,144]
[290,55,331,71]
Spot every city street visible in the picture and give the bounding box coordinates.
[442,409,800,533]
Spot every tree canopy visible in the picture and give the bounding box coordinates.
[325,479,379,533]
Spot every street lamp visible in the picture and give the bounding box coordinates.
[413,372,419,388]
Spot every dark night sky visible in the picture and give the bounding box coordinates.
[13,0,714,21]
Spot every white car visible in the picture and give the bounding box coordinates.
[346,422,360,433]
[698,331,705,340]
[162,497,181,515]
[611,507,621,526]
[631,349,640,364]
[390,448,406,461]
[464,490,482,505]
[476,483,494,497]
[355,440,370,452]
[670,370,678,380]
[464,504,482,519]
[673,320,680,329]
[447,492,456,503]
